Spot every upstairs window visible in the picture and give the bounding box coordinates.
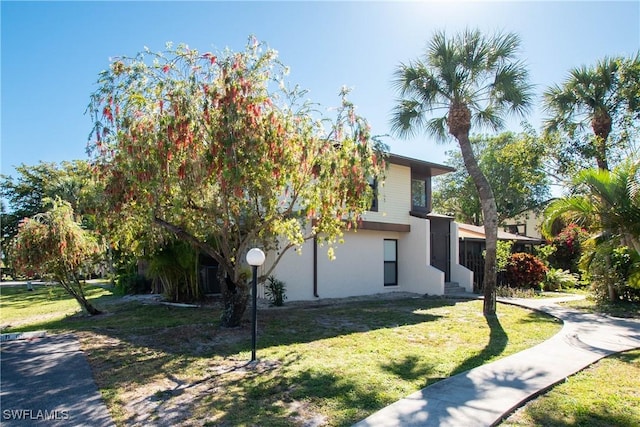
[369,177,379,212]
[411,178,427,210]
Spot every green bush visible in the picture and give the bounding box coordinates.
[581,245,640,303]
[116,273,151,295]
[543,268,579,291]
[506,252,548,289]
[265,276,287,306]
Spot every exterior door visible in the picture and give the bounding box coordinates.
[429,216,451,282]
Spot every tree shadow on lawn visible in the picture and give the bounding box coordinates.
[24,296,453,356]
[113,351,402,427]
[363,314,537,427]
[66,297,455,426]
[14,297,453,377]
[450,313,508,376]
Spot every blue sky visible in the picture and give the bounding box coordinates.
[2,1,639,178]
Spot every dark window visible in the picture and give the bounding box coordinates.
[369,177,378,212]
[384,239,397,286]
[411,179,427,209]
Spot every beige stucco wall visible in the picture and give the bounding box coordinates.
[502,210,544,239]
[361,163,411,225]
[263,160,469,301]
[398,216,446,295]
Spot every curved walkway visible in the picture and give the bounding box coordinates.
[354,295,640,427]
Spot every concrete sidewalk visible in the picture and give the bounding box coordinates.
[1,333,114,426]
[354,295,640,427]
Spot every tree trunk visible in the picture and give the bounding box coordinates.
[219,273,250,327]
[591,111,611,171]
[449,104,498,315]
[153,216,248,326]
[58,276,103,316]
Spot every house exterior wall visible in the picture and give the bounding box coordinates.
[361,163,411,225]
[398,215,445,295]
[502,210,544,239]
[270,228,404,301]
[450,222,474,292]
[263,155,474,301]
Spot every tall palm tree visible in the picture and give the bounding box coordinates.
[543,54,640,172]
[390,29,533,315]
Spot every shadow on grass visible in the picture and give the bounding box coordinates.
[381,354,436,382]
[117,352,394,427]
[450,313,508,376]
[48,297,452,426]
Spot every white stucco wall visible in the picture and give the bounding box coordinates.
[264,160,461,300]
[271,227,452,301]
[449,222,474,292]
[271,229,407,301]
[398,215,445,295]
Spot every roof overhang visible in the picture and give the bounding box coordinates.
[457,223,542,243]
[387,153,455,177]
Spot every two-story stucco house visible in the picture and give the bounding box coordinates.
[264,153,474,301]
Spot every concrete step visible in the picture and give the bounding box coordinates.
[444,282,466,295]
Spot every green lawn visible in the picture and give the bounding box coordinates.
[499,295,640,426]
[1,283,114,330]
[1,286,563,426]
[501,349,640,426]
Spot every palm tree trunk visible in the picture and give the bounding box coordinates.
[592,111,611,171]
[456,132,499,315]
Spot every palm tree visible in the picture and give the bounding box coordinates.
[542,158,640,300]
[542,158,640,253]
[390,29,533,315]
[543,54,640,172]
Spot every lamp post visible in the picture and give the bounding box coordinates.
[246,248,265,362]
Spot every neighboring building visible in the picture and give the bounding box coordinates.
[502,209,546,240]
[265,154,474,301]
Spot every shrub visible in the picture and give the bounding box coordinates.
[543,268,579,291]
[549,224,589,273]
[581,245,640,303]
[506,252,548,289]
[264,276,287,306]
[115,273,151,295]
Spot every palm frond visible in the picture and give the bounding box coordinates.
[473,105,505,132]
[425,116,449,142]
[392,28,531,141]
[389,99,429,139]
[541,196,596,238]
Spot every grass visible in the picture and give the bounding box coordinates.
[1,283,115,330]
[501,349,640,426]
[560,293,640,318]
[1,287,562,426]
[498,293,640,426]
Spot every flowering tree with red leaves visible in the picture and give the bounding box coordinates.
[11,199,104,315]
[87,38,387,326]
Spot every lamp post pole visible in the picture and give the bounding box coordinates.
[251,264,258,362]
[246,248,265,363]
